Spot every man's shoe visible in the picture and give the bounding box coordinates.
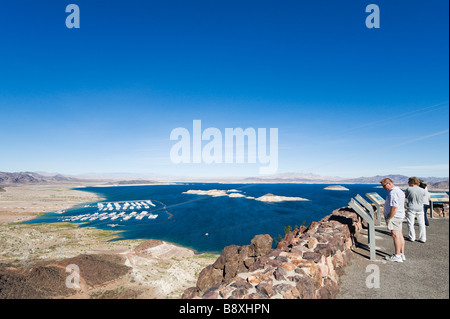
[385,254,403,262]
[401,253,406,261]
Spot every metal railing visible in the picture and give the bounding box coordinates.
[348,195,376,261]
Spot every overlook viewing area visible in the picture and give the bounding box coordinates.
[337,193,449,299]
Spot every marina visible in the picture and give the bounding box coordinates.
[60,200,159,223]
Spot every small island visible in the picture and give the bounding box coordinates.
[182,189,228,197]
[182,190,309,202]
[324,185,349,191]
[255,193,309,202]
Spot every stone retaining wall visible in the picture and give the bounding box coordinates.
[182,206,363,299]
[430,203,449,218]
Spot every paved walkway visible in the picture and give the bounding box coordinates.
[336,217,449,299]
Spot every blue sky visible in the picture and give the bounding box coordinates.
[0,0,448,178]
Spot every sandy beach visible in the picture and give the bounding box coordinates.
[0,184,217,299]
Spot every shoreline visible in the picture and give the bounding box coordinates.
[0,184,104,224]
[77,182,177,188]
[0,183,216,249]
[0,184,218,299]
[0,184,199,254]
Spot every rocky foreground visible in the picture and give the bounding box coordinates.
[0,221,218,299]
[183,201,449,299]
[182,207,362,299]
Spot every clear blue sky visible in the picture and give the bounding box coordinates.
[0,0,448,178]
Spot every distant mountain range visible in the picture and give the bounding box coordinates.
[0,171,448,189]
[0,171,166,186]
[242,173,448,185]
[0,171,93,185]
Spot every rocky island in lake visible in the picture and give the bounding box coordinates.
[324,185,349,191]
[182,190,309,202]
[255,193,309,202]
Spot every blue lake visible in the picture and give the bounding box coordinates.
[26,183,385,253]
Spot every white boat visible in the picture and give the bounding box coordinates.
[146,200,156,207]
[148,214,158,219]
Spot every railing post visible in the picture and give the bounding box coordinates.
[366,192,385,226]
[349,197,376,261]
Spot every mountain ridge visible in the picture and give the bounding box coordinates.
[1,171,448,186]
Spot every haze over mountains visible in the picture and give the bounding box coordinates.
[0,171,448,188]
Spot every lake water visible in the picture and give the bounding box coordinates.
[27,183,385,253]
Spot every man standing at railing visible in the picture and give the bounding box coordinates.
[380,178,406,262]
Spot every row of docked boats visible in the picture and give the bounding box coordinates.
[61,210,158,222]
[97,200,156,211]
[60,200,159,223]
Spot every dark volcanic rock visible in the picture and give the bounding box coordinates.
[54,254,130,287]
[0,253,130,299]
[196,265,223,293]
